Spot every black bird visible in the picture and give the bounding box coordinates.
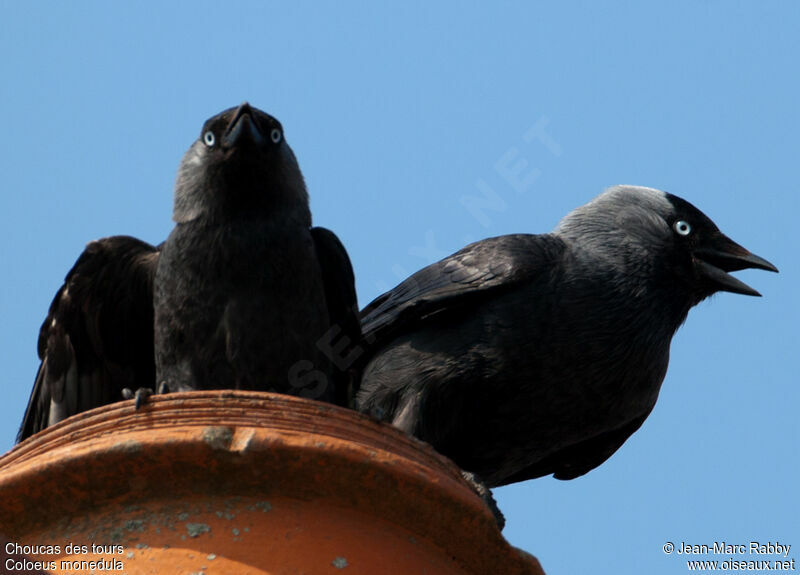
[18,103,359,442]
[356,186,777,489]
[154,103,358,401]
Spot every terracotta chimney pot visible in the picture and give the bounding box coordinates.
[0,391,543,574]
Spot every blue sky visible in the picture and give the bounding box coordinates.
[1,2,797,573]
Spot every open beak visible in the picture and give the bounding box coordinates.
[694,233,778,297]
[223,102,263,148]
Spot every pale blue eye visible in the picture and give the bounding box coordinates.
[203,131,216,147]
[270,128,282,144]
[673,220,691,236]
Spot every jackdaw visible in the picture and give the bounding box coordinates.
[18,103,359,442]
[356,186,777,488]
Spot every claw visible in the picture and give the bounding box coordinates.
[461,470,506,530]
[134,388,152,409]
[122,382,170,410]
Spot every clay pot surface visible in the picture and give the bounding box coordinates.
[0,391,543,574]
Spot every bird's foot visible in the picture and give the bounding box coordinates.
[122,382,170,410]
[461,470,506,531]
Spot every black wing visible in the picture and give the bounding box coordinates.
[494,412,650,486]
[310,227,361,406]
[18,236,160,442]
[360,234,565,350]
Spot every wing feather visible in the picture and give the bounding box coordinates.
[17,236,159,442]
[310,227,361,405]
[360,234,564,348]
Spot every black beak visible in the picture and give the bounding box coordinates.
[694,233,778,297]
[222,102,263,148]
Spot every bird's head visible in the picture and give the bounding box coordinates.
[173,102,310,224]
[556,185,778,306]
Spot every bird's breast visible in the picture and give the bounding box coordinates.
[153,219,331,391]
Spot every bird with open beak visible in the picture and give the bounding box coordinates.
[356,186,778,495]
